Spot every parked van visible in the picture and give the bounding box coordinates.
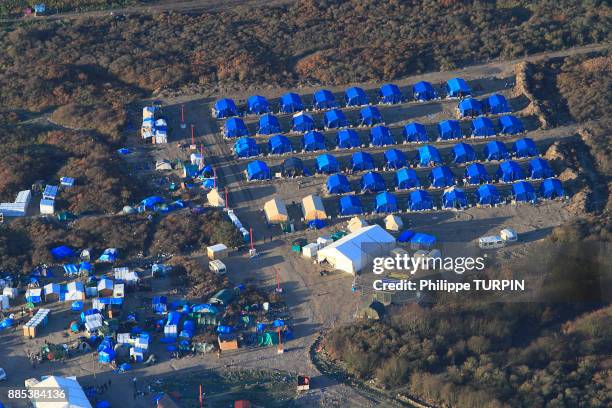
[209,260,227,275]
[500,228,518,242]
[479,235,505,249]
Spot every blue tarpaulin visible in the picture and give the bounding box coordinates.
[339,195,363,215]
[360,172,386,192]
[452,142,476,164]
[410,233,437,249]
[336,129,361,149]
[313,89,337,110]
[246,160,271,181]
[379,83,403,104]
[224,117,249,138]
[446,78,470,97]
[409,189,433,211]
[98,248,118,263]
[292,112,315,132]
[247,95,270,115]
[370,125,394,147]
[375,192,398,213]
[279,93,303,113]
[486,94,510,114]
[396,168,420,190]
[429,166,455,188]
[438,120,462,140]
[499,115,524,134]
[268,135,292,155]
[475,184,501,206]
[412,81,437,101]
[442,187,468,209]
[316,154,340,174]
[308,219,326,230]
[528,158,553,179]
[513,138,538,158]
[464,163,490,185]
[403,122,428,142]
[351,152,374,171]
[540,178,564,199]
[345,87,368,106]
[141,196,164,210]
[484,141,509,161]
[323,109,348,129]
[471,117,496,137]
[384,149,407,169]
[233,137,260,158]
[51,246,75,260]
[398,230,415,242]
[302,131,326,152]
[418,145,442,166]
[458,98,483,117]
[213,98,238,118]
[63,264,78,275]
[497,160,525,183]
[360,106,383,126]
[258,114,281,135]
[326,174,351,194]
[512,181,537,202]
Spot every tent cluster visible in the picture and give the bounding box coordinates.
[141,106,168,144]
[457,94,511,118]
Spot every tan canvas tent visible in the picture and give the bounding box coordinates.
[264,197,289,223]
[384,214,404,231]
[301,195,326,221]
[207,188,226,207]
[347,217,368,233]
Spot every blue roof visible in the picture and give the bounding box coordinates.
[214,98,238,118]
[379,83,403,104]
[486,94,510,114]
[429,166,455,188]
[233,137,259,158]
[396,168,420,190]
[452,142,476,164]
[464,163,490,185]
[247,95,270,115]
[302,131,326,151]
[410,233,437,249]
[540,178,564,199]
[351,151,374,171]
[418,145,442,166]
[513,138,538,158]
[313,89,337,109]
[360,171,386,192]
[43,184,59,199]
[345,87,368,106]
[438,120,462,140]
[327,174,351,194]
[360,106,383,126]
[279,93,303,113]
[258,114,281,135]
[292,112,315,132]
[458,98,483,117]
[412,81,437,101]
[498,115,524,134]
[370,125,394,146]
[512,181,537,202]
[528,158,553,179]
[409,189,433,211]
[316,153,340,174]
[323,109,348,129]
[384,149,407,169]
[246,160,270,180]
[484,140,510,160]
[224,117,248,138]
[336,129,361,149]
[403,122,428,142]
[375,192,398,213]
[268,135,292,155]
[51,245,75,260]
[475,184,501,205]
[496,160,525,182]
[471,116,496,137]
[442,187,468,209]
[339,195,363,215]
[446,77,471,97]
[282,157,304,176]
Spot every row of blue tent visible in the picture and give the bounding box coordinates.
[50,246,118,263]
[457,95,512,118]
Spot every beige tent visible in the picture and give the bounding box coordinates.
[347,217,368,233]
[207,188,225,208]
[384,214,404,231]
[301,195,326,221]
[264,197,289,223]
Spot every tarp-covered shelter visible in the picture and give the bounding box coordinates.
[268,135,292,155]
[403,122,428,142]
[384,214,403,231]
[540,178,564,199]
[408,189,433,211]
[370,125,394,146]
[384,149,407,169]
[452,142,476,163]
[302,195,327,221]
[279,92,303,113]
[360,171,386,193]
[486,94,510,114]
[292,112,315,132]
[313,89,337,110]
[257,114,281,135]
[233,137,259,158]
[345,87,369,106]
[442,187,468,209]
[528,158,553,179]
[438,120,462,140]
[324,109,348,129]
[360,106,383,126]
[375,192,398,213]
[512,181,537,202]
[471,116,496,137]
[336,129,361,149]
[498,115,524,134]
[484,140,510,160]
[475,184,501,206]
[497,160,525,183]
[464,163,490,184]
[326,174,351,194]
[44,283,61,302]
[513,138,538,158]
[396,168,420,190]
[281,157,304,177]
[246,160,271,181]
[97,279,114,297]
[412,81,437,101]
[410,233,437,249]
[51,246,75,260]
[458,98,483,117]
[347,216,368,232]
[429,166,455,188]
[207,188,225,207]
[339,195,363,216]
[446,77,471,97]
[351,151,375,171]
[316,154,339,174]
[29,376,92,408]
[247,95,270,115]
[223,117,248,138]
[379,83,403,104]
[418,145,442,166]
[302,131,326,151]
[213,98,238,119]
[264,198,289,223]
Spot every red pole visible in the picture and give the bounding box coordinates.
[224,187,229,209]
[191,124,195,145]
[249,227,254,250]
[199,384,203,408]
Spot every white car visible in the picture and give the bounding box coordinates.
[0,367,7,381]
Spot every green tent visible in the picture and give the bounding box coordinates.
[257,331,280,347]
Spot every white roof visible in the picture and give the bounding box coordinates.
[26,288,42,297]
[29,375,92,408]
[97,279,113,290]
[15,190,32,203]
[44,283,61,295]
[208,243,228,252]
[66,282,84,292]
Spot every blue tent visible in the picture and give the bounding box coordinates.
[498,115,524,134]
[268,135,292,155]
[360,106,383,126]
[409,190,433,211]
[98,347,116,363]
[410,233,437,249]
[326,174,351,194]
[438,120,462,140]
[484,140,510,160]
[513,138,538,158]
[141,196,164,210]
[512,181,537,202]
[486,94,510,114]
[224,117,248,138]
[412,81,437,101]
[71,301,84,311]
[398,230,415,242]
[233,137,259,158]
[418,145,442,166]
[471,117,496,137]
[316,154,340,174]
[452,142,476,164]
[345,87,369,106]
[323,109,348,129]
[442,187,468,209]
[79,262,92,274]
[475,184,501,205]
[279,92,303,113]
[98,248,117,263]
[63,264,78,275]
[540,178,565,199]
[375,192,398,213]
[370,125,394,146]
[497,160,525,182]
[302,131,326,151]
[339,195,363,215]
[246,160,271,180]
[464,163,490,184]
[51,246,75,260]
[458,98,483,117]
[313,89,337,109]
[379,83,403,104]
[282,157,305,177]
[403,122,428,142]
[396,168,420,190]
[351,151,374,171]
[258,114,281,135]
[309,219,326,230]
[528,158,553,179]
[360,171,386,192]
[429,166,455,188]
[292,112,315,132]
[247,95,270,115]
[336,129,361,149]
[384,149,407,170]
[213,98,238,118]
[446,77,471,97]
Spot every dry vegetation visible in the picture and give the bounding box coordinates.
[0,1,143,17]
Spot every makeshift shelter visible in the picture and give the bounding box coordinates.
[351,151,375,171]
[458,98,483,117]
[345,87,369,106]
[292,112,315,132]
[63,264,79,276]
[316,154,340,174]
[512,181,537,202]
[326,174,351,194]
[475,184,501,206]
[51,245,75,260]
[207,188,226,207]
[528,158,553,179]
[25,288,42,303]
[446,77,471,97]
[302,131,326,151]
[317,225,396,274]
[370,125,394,147]
[442,187,468,209]
[384,215,403,232]
[418,145,442,166]
[313,89,337,109]
[410,233,437,249]
[223,117,248,138]
[486,94,510,114]
[213,98,238,119]
[246,160,271,181]
[264,198,289,223]
[336,129,361,149]
[412,81,437,101]
[233,137,259,158]
[66,282,86,301]
[268,135,293,155]
[513,138,538,158]
[347,217,368,232]
[44,283,61,302]
[464,163,490,184]
[384,149,407,169]
[375,192,398,213]
[359,106,383,126]
[279,92,303,113]
[497,160,525,183]
[378,83,402,104]
[360,172,386,193]
[281,157,305,177]
[498,115,524,134]
[257,114,281,135]
[409,189,433,211]
[429,166,455,188]
[438,120,462,140]
[540,178,564,199]
[247,95,270,115]
[452,142,476,163]
[97,279,114,297]
[403,122,428,142]
[357,300,385,320]
[324,109,348,129]
[339,195,364,216]
[471,116,496,137]
[301,195,327,221]
[396,168,420,190]
[29,376,92,408]
[484,140,510,160]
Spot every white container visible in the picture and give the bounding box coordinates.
[500,228,518,242]
[3,287,18,299]
[40,199,55,215]
[478,235,505,249]
[207,244,228,260]
[302,243,319,259]
[317,237,332,249]
[0,295,9,310]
